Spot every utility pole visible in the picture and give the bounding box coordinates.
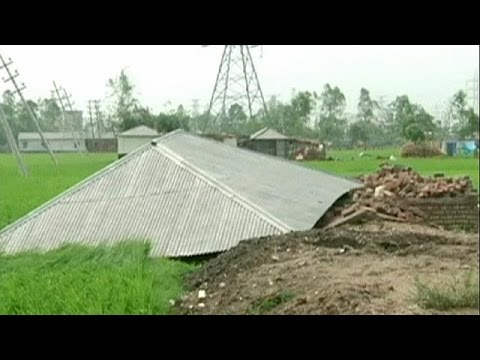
[93,100,102,139]
[88,100,95,139]
[53,82,84,154]
[192,99,199,117]
[0,104,28,176]
[192,99,200,132]
[0,54,57,165]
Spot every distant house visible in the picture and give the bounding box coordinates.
[240,127,292,158]
[17,132,86,153]
[239,127,325,160]
[117,125,159,158]
[442,139,479,156]
[85,132,117,153]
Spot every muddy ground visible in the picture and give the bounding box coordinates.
[176,221,479,315]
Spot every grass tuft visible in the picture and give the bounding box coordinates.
[413,271,479,311]
[248,292,295,314]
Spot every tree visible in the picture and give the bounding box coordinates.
[291,91,317,124]
[39,98,62,131]
[348,121,370,148]
[221,103,247,133]
[357,88,375,122]
[316,84,347,145]
[457,109,479,139]
[390,95,436,143]
[450,90,468,126]
[106,69,140,132]
[449,90,479,139]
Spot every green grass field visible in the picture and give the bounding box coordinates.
[0,243,196,315]
[0,153,116,230]
[305,147,479,189]
[0,149,478,315]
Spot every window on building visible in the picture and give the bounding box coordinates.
[22,141,28,149]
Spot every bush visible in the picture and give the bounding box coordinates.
[401,142,443,158]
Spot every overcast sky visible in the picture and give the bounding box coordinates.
[0,45,478,117]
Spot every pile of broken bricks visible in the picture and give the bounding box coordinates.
[322,165,477,229]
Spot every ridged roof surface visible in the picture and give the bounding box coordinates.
[0,130,360,257]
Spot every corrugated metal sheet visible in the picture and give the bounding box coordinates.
[0,142,289,257]
[0,129,360,257]
[158,130,361,230]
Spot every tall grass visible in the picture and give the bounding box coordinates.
[0,242,196,315]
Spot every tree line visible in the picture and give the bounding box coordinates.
[1,69,478,149]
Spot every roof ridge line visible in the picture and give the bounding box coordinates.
[250,127,268,139]
[170,131,362,184]
[152,143,293,233]
[0,141,155,238]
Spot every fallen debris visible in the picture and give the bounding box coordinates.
[322,165,477,229]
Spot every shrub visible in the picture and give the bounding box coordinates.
[413,271,479,311]
[401,142,443,158]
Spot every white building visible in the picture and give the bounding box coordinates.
[117,125,159,158]
[18,132,86,153]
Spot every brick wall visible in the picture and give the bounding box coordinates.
[402,195,479,231]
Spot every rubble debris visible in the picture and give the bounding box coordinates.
[321,165,476,229]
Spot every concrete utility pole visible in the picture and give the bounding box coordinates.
[88,100,95,139]
[53,81,84,154]
[0,104,28,176]
[0,54,57,165]
[62,87,87,153]
[192,99,200,132]
[93,100,102,139]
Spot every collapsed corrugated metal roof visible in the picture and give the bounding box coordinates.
[0,130,360,257]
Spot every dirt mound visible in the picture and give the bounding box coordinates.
[176,222,479,315]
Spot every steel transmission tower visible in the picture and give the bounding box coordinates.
[466,70,479,115]
[205,45,268,130]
